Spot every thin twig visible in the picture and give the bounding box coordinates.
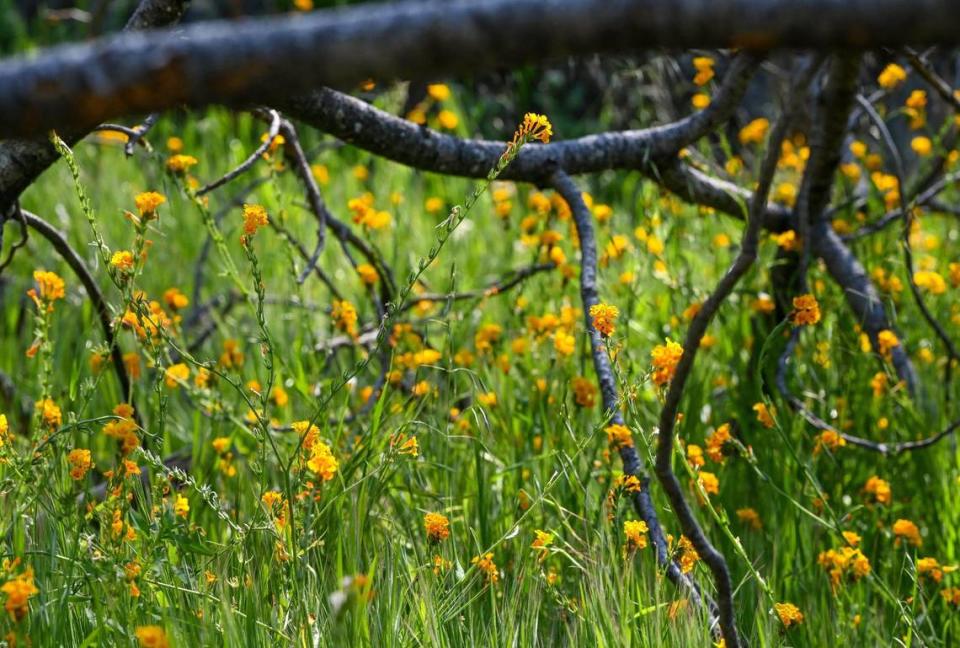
[274,117,328,284]
[856,94,960,366]
[195,109,281,197]
[0,202,29,274]
[124,113,160,156]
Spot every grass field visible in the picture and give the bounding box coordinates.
[1,80,960,647]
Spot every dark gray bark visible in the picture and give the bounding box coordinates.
[3,0,960,138]
[812,224,919,394]
[0,0,188,209]
[550,169,718,635]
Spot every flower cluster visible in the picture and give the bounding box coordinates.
[650,338,683,387]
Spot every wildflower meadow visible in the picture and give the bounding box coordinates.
[2,1,960,646]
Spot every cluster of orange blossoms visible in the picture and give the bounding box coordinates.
[293,420,340,482]
[424,512,450,543]
[589,303,619,337]
[102,403,139,455]
[650,339,684,386]
[790,293,821,326]
[240,203,269,246]
[2,563,38,622]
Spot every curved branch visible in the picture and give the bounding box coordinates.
[550,170,718,636]
[285,53,759,182]
[195,109,280,196]
[275,117,328,283]
[812,225,919,393]
[21,210,133,400]
[856,94,960,373]
[0,0,188,209]
[645,87,803,648]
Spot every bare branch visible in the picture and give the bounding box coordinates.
[124,113,160,156]
[4,0,960,136]
[647,77,807,648]
[0,202,28,274]
[0,0,188,209]
[20,210,133,402]
[124,0,188,31]
[274,117,329,284]
[195,110,280,196]
[904,48,960,112]
[287,53,759,181]
[550,169,718,637]
[813,225,919,393]
[856,93,960,372]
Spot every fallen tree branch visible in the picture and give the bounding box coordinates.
[285,53,759,181]
[124,0,188,31]
[0,0,188,208]
[645,72,807,647]
[275,117,329,284]
[856,93,959,380]
[195,109,280,196]
[813,225,919,394]
[5,0,960,137]
[550,169,718,637]
[20,209,133,401]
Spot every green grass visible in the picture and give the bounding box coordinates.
[1,90,959,648]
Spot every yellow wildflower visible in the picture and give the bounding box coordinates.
[650,339,683,386]
[174,494,190,518]
[864,476,892,505]
[2,566,39,622]
[471,553,499,585]
[623,519,649,552]
[241,204,269,244]
[877,63,907,89]
[877,329,900,357]
[911,136,933,157]
[774,602,804,628]
[110,250,135,273]
[736,508,762,530]
[164,363,189,388]
[738,117,770,145]
[605,423,634,449]
[531,530,553,561]
[166,154,198,174]
[893,518,922,547]
[134,191,166,217]
[790,293,821,326]
[424,512,450,543]
[135,625,169,648]
[427,84,451,101]
[67,448,92,480]
[306,441,339,481]
[589,303,619,337]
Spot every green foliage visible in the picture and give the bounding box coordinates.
[0,90,958,648]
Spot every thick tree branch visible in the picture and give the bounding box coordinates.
[4,0,960,137]
[0,0,188,209]
[550,169,718,636]
[285,54,756,179]
[813,225,918,393]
